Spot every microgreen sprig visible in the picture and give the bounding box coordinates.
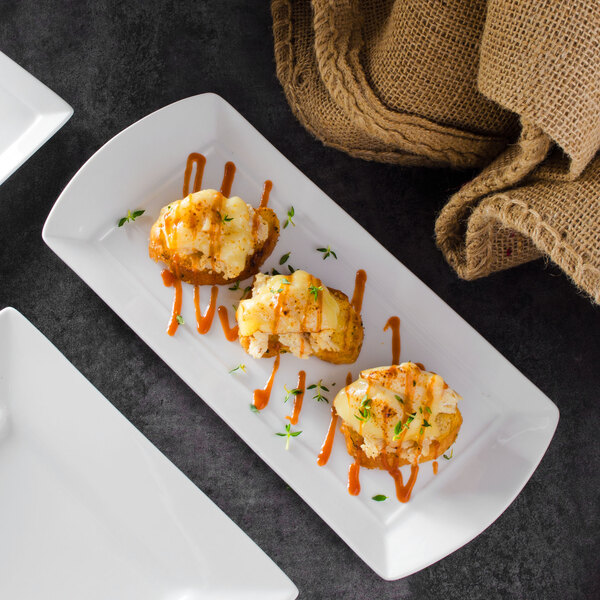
[317,245,337,260]
[443,449,454,460]
[284,384,302,403]
[372,495,388,502]
[176,315,185,325]
[275,423,302,450]
[307,380,330,403]
[308,283,323,301]
[229,364,246,374]
[395,394,404,404]
[283,206,295,229]
[217,211,233,223]
[229,281,240,291]
[279,252,291,265]
[355,395,372,423]
[118,209,145,227]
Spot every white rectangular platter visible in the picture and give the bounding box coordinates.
[0,51,72,186]
[0,307,298,599]
[43,93,559,579]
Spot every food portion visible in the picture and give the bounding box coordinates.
[334,363,462,468]
[149,189,279,285]
[236,270,363,364]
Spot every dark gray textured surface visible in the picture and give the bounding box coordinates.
[1,2,598,598]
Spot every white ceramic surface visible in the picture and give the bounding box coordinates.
[0,307,298,599]
[42,93,559,580]
[0,51,72,186]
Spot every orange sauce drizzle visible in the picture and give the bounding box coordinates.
[217,306,239,341]
[183,153,206,196]
[162,270,182,336]
[433,461,438,475]
[253,354,281,410]
[260,180,272,208]
[348,457,361,496]
[381,454,420,503]
[193,285,218,334]
[384,316,401,365]
[286,370,306,425]
[220,161,236,197]
[350,269,367,313]
[317,372,351,466]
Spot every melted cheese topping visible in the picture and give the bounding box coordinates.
[156,189,267,279]
[333,363,461,461]
[236,270,339,337]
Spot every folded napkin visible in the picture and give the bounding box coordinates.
[271,0,600,303]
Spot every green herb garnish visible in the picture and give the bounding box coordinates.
[176,315,184,325]
[288,265,295,274]
[284,384,302,403]
[307,380,330,403]
[372,495,387,502]
[317,245,337,260]
[422,419,431,428]
[395,394,404,404]
[283,206,295,229]
[217,211,233,223]
[443,449,454,460]
[355,395,372,423]
[271,268,280,276]
[229,364,247,374]
[118,209,145,227]
[279,252,291,265]
[275,423,302,450]
[250,404,260,413]
[308,283,323,301]
[228,281,240,291]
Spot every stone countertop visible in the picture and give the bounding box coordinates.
[0,2,598,598]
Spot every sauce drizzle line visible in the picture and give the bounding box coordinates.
[217,306,239,341]
[384,316,401,365]
[183,153,206,197]
[260,180,272,208]
[350,269,367,313]
[194,285,218,334]
[286,370,306,425]
[220,161,236,197]
[162,270,182,336]
[253,354,281,410]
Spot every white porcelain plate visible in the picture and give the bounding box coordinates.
[43,94,559,580]
[0,51,72,186]
[0,307,298,599]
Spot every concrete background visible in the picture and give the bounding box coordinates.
[0,2,598,598]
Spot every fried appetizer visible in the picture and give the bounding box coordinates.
[236,270,363,363]
[334,363,462,468]
[149,189,279,285]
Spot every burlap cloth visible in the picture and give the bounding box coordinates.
[271,0,600,303]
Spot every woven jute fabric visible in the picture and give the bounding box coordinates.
[271,0,600,303]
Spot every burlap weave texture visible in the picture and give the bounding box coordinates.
[271,0,600,303]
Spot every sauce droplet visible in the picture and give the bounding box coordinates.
[433,460,438,475]
[286,370,306,425]
[351,269,367,313]
[194,285,218,334]
[220,161,236,197]
[384,316,401,365]
[217,305,239,341]
[260,180,272,208]
[162,269,182,336]
[253,354,281,410]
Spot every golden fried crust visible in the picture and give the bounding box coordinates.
[340,409,462,469]
[238,287,364,364]
[148,207,279,285]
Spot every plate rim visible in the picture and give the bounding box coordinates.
[0,50,73,186]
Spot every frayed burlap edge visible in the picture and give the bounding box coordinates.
[436,121,600,304]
